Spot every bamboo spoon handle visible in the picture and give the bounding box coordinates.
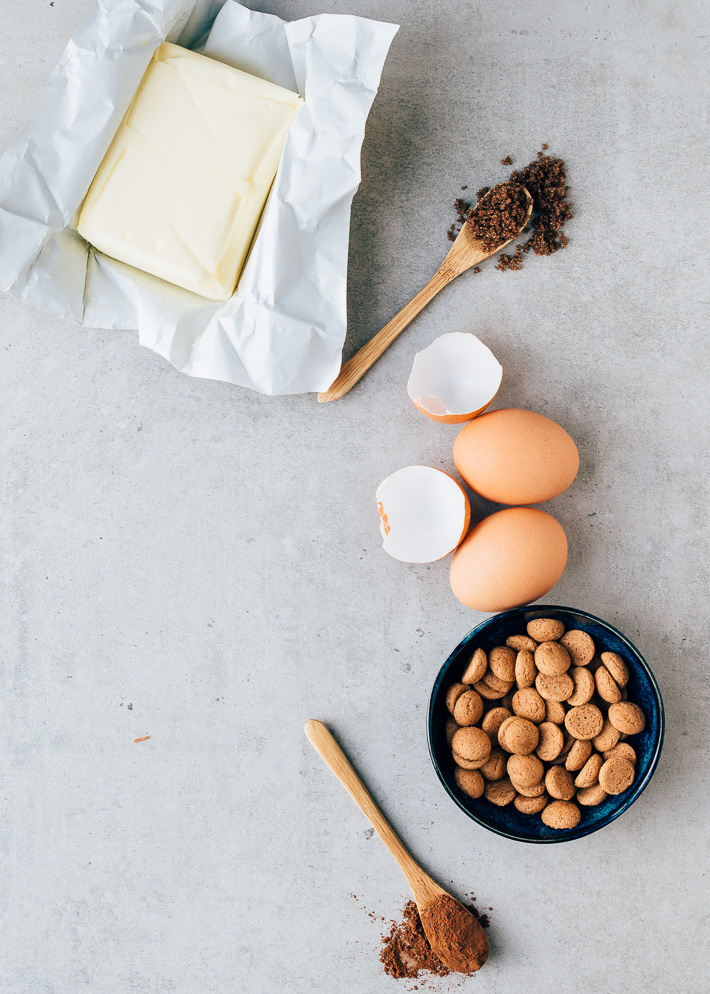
[317,265,458,404]
[304,720,426,890]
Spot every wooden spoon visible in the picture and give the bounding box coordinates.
[304,719,489,973]
[318,186,532,402]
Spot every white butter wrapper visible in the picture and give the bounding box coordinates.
[0,0,398,395]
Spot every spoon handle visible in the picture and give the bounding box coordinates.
[304,720,426,889]
[317,266,456,403]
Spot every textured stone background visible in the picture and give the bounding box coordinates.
[1,1,708,992]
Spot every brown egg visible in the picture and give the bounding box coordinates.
[449,507,568,612]
[452,409,579,505]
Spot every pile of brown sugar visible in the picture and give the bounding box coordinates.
[463,182,530,254]
[448,146,572,272]
[379,897,490,983]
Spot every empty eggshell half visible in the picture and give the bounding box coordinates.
[407,332,503,424]
[377,466,471,563]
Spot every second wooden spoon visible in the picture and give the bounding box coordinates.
[304,719,489,974]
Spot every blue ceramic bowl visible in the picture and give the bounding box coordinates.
[428,606,664,843]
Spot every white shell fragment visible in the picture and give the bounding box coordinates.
[407,332,503,423]
[376,466,471,563]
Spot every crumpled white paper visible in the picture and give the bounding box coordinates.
[0,0,398,394]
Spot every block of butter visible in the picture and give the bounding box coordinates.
[77,43,301,301]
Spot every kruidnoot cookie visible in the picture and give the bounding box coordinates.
[484,777,516,806]
[512,778,547,797]
[601,651,629,687]
[498,716,539,755]
[462,647,488,684]
[608,701,646,734]
[534,641,571,676]
[483,670,515,694]
[515,649,536,689]
[603,742,637,764]
[480,748,507,781]
[514,793,548,814]
[595,664,622,703]
[451,726,491,769]
[592,718,620,753]
[536,672,574,702]
[565,737,592,772]
[545,765,576,800]
[507,753,544,787]
[545,699,566,724]
[559,629,596,666]
[536,721,564,762]
[445,717,459,747]
[541,800,581,829]
[567,666,595,706]
[474,679,509,701]
[565,704,604,740]
[453,690,484,726]
[512,687,546,723]
[481,707,512,738]
[527,618,565,642]
[506,635,538,653]
[598,756,635,794]
[446,683,470,715]
[576,782,608,806]
[489,646,516,683]
[455,767,484,798]
[575,753,603,788]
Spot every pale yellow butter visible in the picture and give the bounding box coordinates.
[77,43,301,300]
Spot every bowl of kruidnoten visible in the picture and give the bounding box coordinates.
[428,606,664,842]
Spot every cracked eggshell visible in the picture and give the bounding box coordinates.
[407,332,503,424]
[450,507,568,612]
[376,466,471,563]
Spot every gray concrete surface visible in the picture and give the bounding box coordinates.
[2,1,709,991]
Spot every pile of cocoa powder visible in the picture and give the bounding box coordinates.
[448,146,572,271]
[378,895,490,984]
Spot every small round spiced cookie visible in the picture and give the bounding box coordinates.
[595,664,622,703]
[446,682,470,715]
[514,793,548,814]
[534,641,571,676]
[511,778,547,797]
[484,777,516,806]
[575,753,603,788]
[501,690,516,712]
[564,737,592,772]
[507,753,544,788]
[506,634,538,653]
[461,647,488,685]
[566,666,595,706]
[576,783,608,806]
[454,767,484,798]
[598,757,635,795]
[489,646,516,683]
[527,618,565,642]
[515,649,536,689]
[445,717,459,747]
[512,687,546,724]
[541,800,581,829]
[545,765,576,800]
[592,719,620,753]
[498,716,539,756]
[451,726,491,769]
[480,747,507,781]
[536,672,574,702]
[473,679,508,701]
[601,651,629,688]
[481,707,512,738]
[536,721,565,762]
[483,670,515,694]
[608,701,646,735]
[565,704,604,740]
[559,629,595,667]
[603,742,637,764]
[545,699,567,724]
[453,689,484,727]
